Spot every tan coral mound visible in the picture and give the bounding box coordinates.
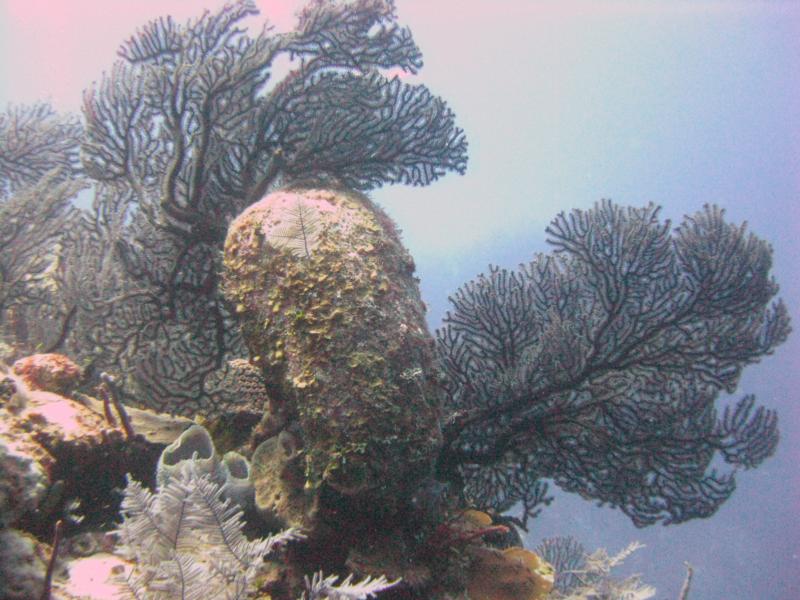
[1,357,187,532]
[224,186,443,503]
[467,546,555,600]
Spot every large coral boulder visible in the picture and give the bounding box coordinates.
[224,186,443,505]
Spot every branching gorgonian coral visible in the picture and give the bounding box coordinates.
[0,171,85,356]
[0,103,83,199]
[301,572,400,600]
[0,103,86,356]
[437,200,790,527]
[64,0,466,413]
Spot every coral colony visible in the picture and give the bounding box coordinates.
[0,0,790,599]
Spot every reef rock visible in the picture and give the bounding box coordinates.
[0,361,181,537]
[0,431,48,528]
[251,430,311,530]
[11,353,82,395]
[224,186,443,505]
[0,528,50,600]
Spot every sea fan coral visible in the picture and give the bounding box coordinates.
[60,0,466,415]
[437,201,789,527]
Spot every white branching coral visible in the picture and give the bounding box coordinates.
[537,538,656,600]
[301,571,401,600]
[114,462,399,600]
[115,466,304,599]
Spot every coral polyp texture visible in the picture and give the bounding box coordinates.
[224,186,442,501]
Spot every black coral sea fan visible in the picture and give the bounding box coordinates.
[67,0,466,415]
[115,465,304,600]
[437,200,790,528]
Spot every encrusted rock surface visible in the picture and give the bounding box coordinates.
[11,353,82,395]
[466,546,555,600]
[0,360,188,537]
[251,431,311,531]
[0,437,48,528]
[0,528,50,600]
[0,357,198,599]
[0,372,50,528]
[224,186,443,508]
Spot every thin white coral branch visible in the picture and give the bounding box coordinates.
[677,562,694,600]
[115,464,304,599]
[301,571,401,600]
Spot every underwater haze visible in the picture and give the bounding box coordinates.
[1,1,798,598]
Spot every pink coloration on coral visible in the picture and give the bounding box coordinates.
[239,188,380,259]
[0,386,124,476]
[12,353,82,395]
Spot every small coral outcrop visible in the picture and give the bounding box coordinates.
[0,355,197,534]
[224,186,443,507]
[0,434,48,528]
[251,430,310,531]
[11,353,82,395]
[466,546,554,600]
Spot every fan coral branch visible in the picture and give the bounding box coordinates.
[57,0,466,413]
[0,103,82,198]
[437,200,790,526]
[0,170,86,356]
[537,538,656,600]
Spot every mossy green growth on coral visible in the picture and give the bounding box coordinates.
[223,186,443,504]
